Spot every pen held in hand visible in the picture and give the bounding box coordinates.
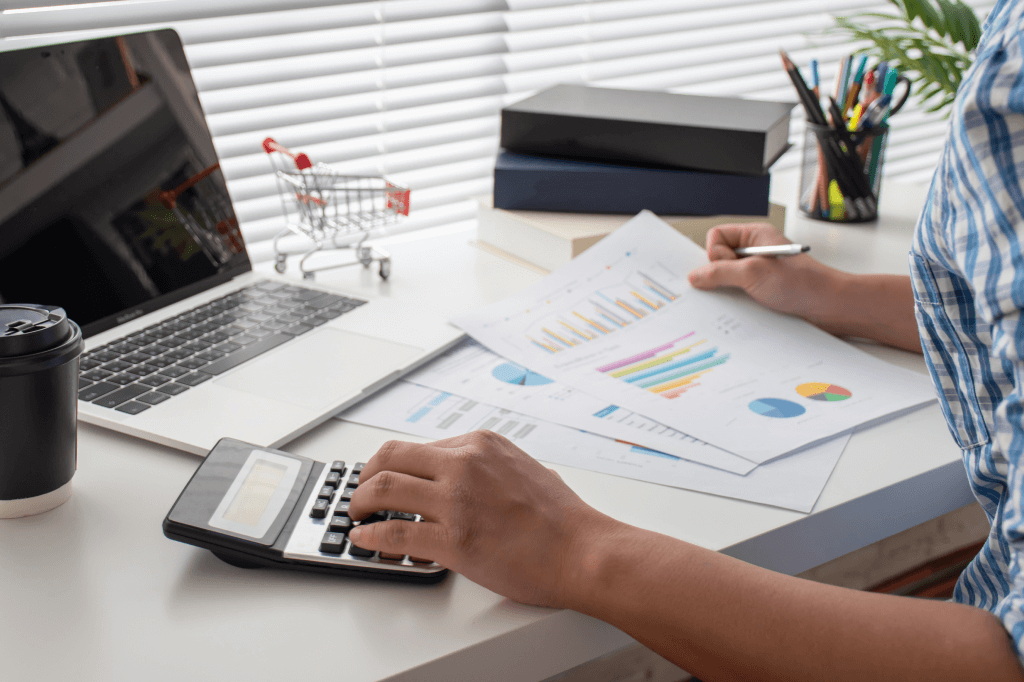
[734,244,811,258]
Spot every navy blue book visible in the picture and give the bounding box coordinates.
[493,150,771,216]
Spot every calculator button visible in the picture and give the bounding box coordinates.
[391,512,416,521]
[324,472,342,487]
[333,502,351,517]
[329,460,346,473]
[139,374,171,387]
[347,542,375,558]
[328,517,352,533]
[319,532,345,554]
[317,486,335,501]
[352,462,366,474]
[94,384,148,408]
[347,473,360,487]
[310,499,330,518]
[340,487,356,501]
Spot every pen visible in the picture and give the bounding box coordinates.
[734,244,811,258]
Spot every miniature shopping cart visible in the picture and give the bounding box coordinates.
[263,137,410,280]
[158,161,244,266]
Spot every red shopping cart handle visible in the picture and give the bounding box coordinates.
[263,137,312,170]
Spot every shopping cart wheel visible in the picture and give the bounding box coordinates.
[379,259,391,280]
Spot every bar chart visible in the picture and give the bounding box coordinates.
[527,270,680,353]
[596,335,731,399]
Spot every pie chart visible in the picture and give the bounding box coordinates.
[748,398,806,419]
[491,362,553,386]
[796,382,852,402]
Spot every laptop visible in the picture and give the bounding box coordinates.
[0,30,463,455]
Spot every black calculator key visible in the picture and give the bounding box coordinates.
[146,356,176,368]
[108,374,137,386]
[328,516,352,533]
[334,502,351,517]
[156,383,189,396]
[352,462,367,474]
[163,349,191,361]
[125,365,157,377]
[324,472,342,487]
[195,350,225,362]
[177,372,211,387]
[178,358,208,370]
[114,401,151,415]
[184,341,213,353]
[329,460,346,473]
[122,352,150,364]
[391,512,416,521]
[317,486,335,501]
[139,374,171,387]
[108,342,135,354]
[79,381,118,401]
[347,473,360,487]
[319,532,345,554]
[93,384,149,408]
[137,391,171,406]
[310,499,330,518]
[90,351,120,363]
[347,542,375,558]
[80,358,101,371]
[137,345,163,357]
[340,487,356,501]
[156,337,186,349]
[198,332,290,376]
[159,366,190,378]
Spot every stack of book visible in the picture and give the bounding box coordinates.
[481,84,793,268]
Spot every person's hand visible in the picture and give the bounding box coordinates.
[347,431,618,608]
[687,223,840,322]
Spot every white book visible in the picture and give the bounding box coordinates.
[476,197,786,272]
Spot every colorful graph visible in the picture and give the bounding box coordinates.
[596,334,730,399]
[749,398,806,419]
[528,271,679,353]
[796,382,852,402]
[491,362,553,386]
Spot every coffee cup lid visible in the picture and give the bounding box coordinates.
[0,305,71,358]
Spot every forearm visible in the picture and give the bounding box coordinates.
[568,521,1022,682]
[807,270,921,354]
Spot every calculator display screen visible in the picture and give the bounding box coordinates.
[209,450,302,540]
[223,459,288,527]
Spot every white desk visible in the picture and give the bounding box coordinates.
[0,177,975,682]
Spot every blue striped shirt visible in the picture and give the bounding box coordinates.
[913,0,1024,662]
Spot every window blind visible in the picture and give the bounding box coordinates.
[0,0,994,261]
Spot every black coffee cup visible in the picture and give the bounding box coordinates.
[0,304,83,518]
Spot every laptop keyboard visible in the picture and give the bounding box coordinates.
[77,281,367,415]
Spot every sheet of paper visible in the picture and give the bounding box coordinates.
[406,338,757,474]
[452,211,935,462]
[338,381,851,513]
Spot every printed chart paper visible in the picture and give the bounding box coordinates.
[452,211,935,462]
[338,381,851,513]
[407,338,757,474]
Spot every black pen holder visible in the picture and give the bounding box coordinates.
[798,122,888,223]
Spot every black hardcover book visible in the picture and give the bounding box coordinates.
[500,84,795,176]
[493,150,771,216]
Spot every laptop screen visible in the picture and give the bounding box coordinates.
[0,30,251,337]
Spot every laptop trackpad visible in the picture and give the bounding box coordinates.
[214,328,424,409]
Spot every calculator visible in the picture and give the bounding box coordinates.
[163,438,448,583]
